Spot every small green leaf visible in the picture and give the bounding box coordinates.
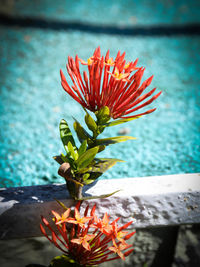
[96,106,111,124]
[85,113,97,133]
[58,153,75,168]
[96,106,110,118]
[60,153,69,163]
[76,146,99,170]
[78,140,87,156]
[53,155,64,165]
[60,119,77,153]
[98,145,106,152]
[83,178,95,185]
[73,120,92,142]
[54,199,69,211]
[93,157,124,171]
[77,166,92,174]
[50,255,80,267]
[83,173,90,180]
[78,190,121,200]
[85,158,124,182]
[68,178,83,186]
[68,141,78,160]
[105,116,140,127]
[96,136,136,146]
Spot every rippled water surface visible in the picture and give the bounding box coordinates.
[0,0,200,187]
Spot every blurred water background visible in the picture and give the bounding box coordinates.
[0,0,200,187]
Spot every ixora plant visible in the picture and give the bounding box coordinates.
[40,201,135,266]
[54,46,161,200]
[36,47,161,267]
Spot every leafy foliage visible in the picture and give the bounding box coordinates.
[96,136,136,146]
[105,116,140,127]
[73,120,92,142]
[50,255,80,267]
[56,110,137,199]
[60,119,77,153]
[85,112,98,134]
[76,146,99,170]
[96,106,110,124]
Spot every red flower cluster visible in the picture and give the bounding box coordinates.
[60,46,161,119]
[40,202,135,266]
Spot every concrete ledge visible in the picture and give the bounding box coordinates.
[0,173,200,239]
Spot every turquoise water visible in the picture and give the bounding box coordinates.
[0,1,200,187]
[6,0,200,25]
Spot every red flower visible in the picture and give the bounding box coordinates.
[40,202,135,266]
[52,208,71,225]
[110,221,130,245]
[71,234,96,251]
[60,46,162,119]
[90,213,113,235]
[108,242,132,260]
[65,206,92,228]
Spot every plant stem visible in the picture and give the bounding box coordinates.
[75,184,83,200]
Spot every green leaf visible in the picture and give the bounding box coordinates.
[85,158,124,182]
[50,255,80,267]
[98,145,106,152]
[76,166,92,174]
[96,106,111,124]
[73,120,92,142]
[68,141,78,160]
[105,116,140,127]
[83,179,95,185]
[60,153,69,163]
[78,140,87,156]
[83,173,90,180]
[93,157,124,172]
[85,113,97,133]
[76,146,99,170]
[53,155,64,165]
[54,199,69,211]
[56,153,74,167]
[96,136,136,146]
[78,190,121,201]
[60,119,77,153]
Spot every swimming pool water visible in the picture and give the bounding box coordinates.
[0,1,200,187]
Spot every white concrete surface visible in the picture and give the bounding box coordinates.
[0,173,200,239]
